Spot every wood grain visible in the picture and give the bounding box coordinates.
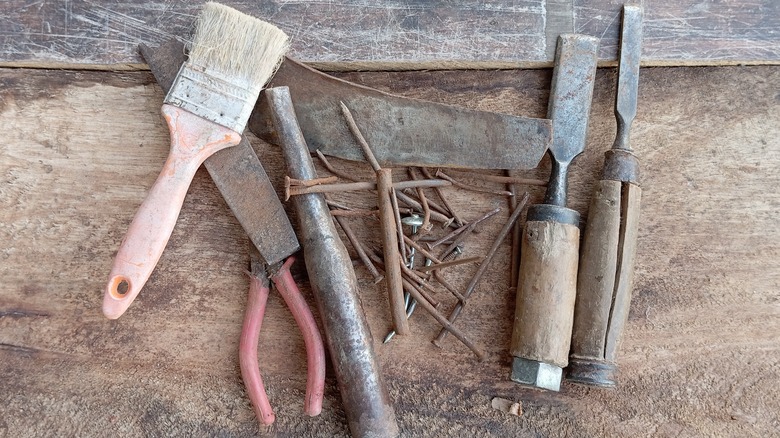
[2,64,780,436]
[1,1,779,70]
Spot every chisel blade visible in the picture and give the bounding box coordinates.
[613,5,643,151]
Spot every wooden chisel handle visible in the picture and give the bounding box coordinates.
[568,4,644,387]
[510,214,580,392]
[569,177,642,386]
[103,105,240,319]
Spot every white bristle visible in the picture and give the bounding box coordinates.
[189,2,289,87]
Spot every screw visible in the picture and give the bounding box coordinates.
[384,215,427,344]
[401,214,424,268]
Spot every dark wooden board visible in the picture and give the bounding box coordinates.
[1,0,779,70]
[1,65,780,436]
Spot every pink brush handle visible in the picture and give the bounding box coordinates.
[240,270,276,425]
[103,104,241,319]
[270,257,326,417]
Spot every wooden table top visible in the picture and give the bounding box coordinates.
[1,2,779,436]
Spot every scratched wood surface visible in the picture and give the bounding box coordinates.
[2,64,779,436]
[1,1,779,70]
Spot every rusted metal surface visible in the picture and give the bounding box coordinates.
[541,34,600,209]
[266,86,399,438]
[434,194,529,345]
[250,56,552,170]
[377,168,409,337]
[140,43,298,266]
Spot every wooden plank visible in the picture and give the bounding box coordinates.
[2,65,780,435]
[1,1,779,70]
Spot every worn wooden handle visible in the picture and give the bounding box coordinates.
[102,105,240,319]
[571,180,642,365]
[511,220,580,368]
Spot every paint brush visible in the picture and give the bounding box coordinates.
[103,3,289,319]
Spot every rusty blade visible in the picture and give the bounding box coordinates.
[251,59,551,169]
[145,39,550,169]
[140,43,299,266]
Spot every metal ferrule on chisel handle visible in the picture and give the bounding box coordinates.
[165,62,261,132]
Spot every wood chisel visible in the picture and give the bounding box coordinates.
[568,4,644,388]
[509,34,599,392]
[102,3,289,319]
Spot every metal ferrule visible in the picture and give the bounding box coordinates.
[566,357,617,388]
[526,204,580,227]
[602,149,640,184]
[511,357,563,392]
[164,63,261,132]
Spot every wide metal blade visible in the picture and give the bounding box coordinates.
[547,34,599,165]
[541,34,599,207]
[250,59,552,170]
[140,43,299,266]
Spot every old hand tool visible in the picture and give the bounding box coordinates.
[146,39,552,170]
[138,42,298,271]
[103,3,289,319]
[136,9,324,426]
[266,86,400,437]
[241,249,325,424]
[569,4,644,388]
[251,60,551,169]
[142,40,324,427]
[510,34,599,392]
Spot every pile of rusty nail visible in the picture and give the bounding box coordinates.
[282,103,535,361]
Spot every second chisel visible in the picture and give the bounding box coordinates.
[568,4,644,388]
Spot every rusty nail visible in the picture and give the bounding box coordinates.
[446,169,547,187]
[417,256,481,273]
[434,193,530,345]
[436,169,515,197]
[391,189,408,263]
[395,190,457,228]
[330,209,379,217]
[340,101,382,172]
[438,208,501,260]
[398,276,485,360]
[286,179,450,201]
[420,167,465,227]
[407,168,433,234]
[315,149,361,182]
[399,188,452,222]
[333,215,384,284]
[287,174,339,187]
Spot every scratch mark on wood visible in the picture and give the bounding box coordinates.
[0,342,40,355]
[0,308,50,318]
